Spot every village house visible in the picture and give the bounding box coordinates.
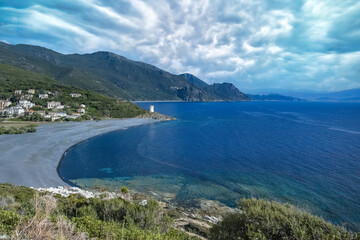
[35,111,46,116]
[70,93,81,98]
[14,90,22,95]
[44,114,61,122]
[21,94,33,100]
[47,101,61,109]
[18,100,35,109]
[0,100,12,111]
[27,110,35,115]
[77,108,86,114]
[57,112,67,117]
[4,106,25,116]
[38,93,48,99]
[27,89,35,94]
[56,105,65,110]
[67,115,80,119]
[80,104,86,108]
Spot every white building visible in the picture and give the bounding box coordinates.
[70,93,81,98]
[67,115,80,119]
[18,100,35,109]
[149,105,154,113]
[77,108,86,114]
[57,112,67,117]
[44,114,60,122]
[4,106,25,116]
[21,94,33,100]
[47,101,61,109]
[39,94,49,99]
[0,100,11,111]
[80,104,86,108]
[56,105,65,110]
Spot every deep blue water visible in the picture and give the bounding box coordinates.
[59,102,360,230]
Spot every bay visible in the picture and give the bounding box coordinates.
[58,102,360,230]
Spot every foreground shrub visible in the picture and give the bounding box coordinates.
[210,198,360,240]
[0,210,19,234]
[57,194,194,239]
[73,216,197,240]
[121,186,129,194]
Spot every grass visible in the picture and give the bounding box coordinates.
[0,121,48,127]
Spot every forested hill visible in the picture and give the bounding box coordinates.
[0,42,250,102]
[0,64,145,119]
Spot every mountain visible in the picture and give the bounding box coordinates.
[206,83,251,101]
[0,42,250,102]
[244,87,360,102]
[248,93,305,101]
[179,73,209,88]
[305,88,360,102]
[179,73,250,101]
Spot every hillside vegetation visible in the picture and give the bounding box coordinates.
[0,64,145,120]
[0,184,358,240]
[0,184,197,240]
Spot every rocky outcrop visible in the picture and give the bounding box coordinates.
[205,83,251,101]
[177,86,215,102]
[137,111,176,121]
[178,73,250,102]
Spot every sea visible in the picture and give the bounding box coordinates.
[58,101,360,230]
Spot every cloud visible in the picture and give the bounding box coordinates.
[0,0,359,91]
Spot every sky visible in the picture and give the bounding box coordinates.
[0,0,359,92]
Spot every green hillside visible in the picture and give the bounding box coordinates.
[0,64,145,120]
[0,42,250,102]
[0,43,192,100]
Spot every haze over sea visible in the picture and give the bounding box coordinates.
[59,102,360,230]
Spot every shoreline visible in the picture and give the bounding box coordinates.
[0,118,159,188]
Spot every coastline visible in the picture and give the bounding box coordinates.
[0,118,159,188]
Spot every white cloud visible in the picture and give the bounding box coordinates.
[0,0,359,91]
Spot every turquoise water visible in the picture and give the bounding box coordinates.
[59,102,360,230]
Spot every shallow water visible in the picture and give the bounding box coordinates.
[59,102,360,230]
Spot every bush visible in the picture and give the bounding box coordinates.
[121,186,129,194]
[209,198,359,240]
[0,210,20,234]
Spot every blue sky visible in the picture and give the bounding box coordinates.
[0,0,359,92]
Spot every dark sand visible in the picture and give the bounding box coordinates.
[0,118,158,188]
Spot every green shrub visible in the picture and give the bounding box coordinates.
[121,186,129,194]
[0,183,35,204]
[0,210,20,234]
[73,216,198,240]
[209,198,359,240]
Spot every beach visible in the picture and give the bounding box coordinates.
[0,118,158,188]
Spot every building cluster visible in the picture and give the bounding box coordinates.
[0,90,86,121]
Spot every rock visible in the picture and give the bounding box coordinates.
[204,215,220,224]
[37,186,121,199]
[137,111,175,121]
[139,199,148,206]
[158,201,167,208]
